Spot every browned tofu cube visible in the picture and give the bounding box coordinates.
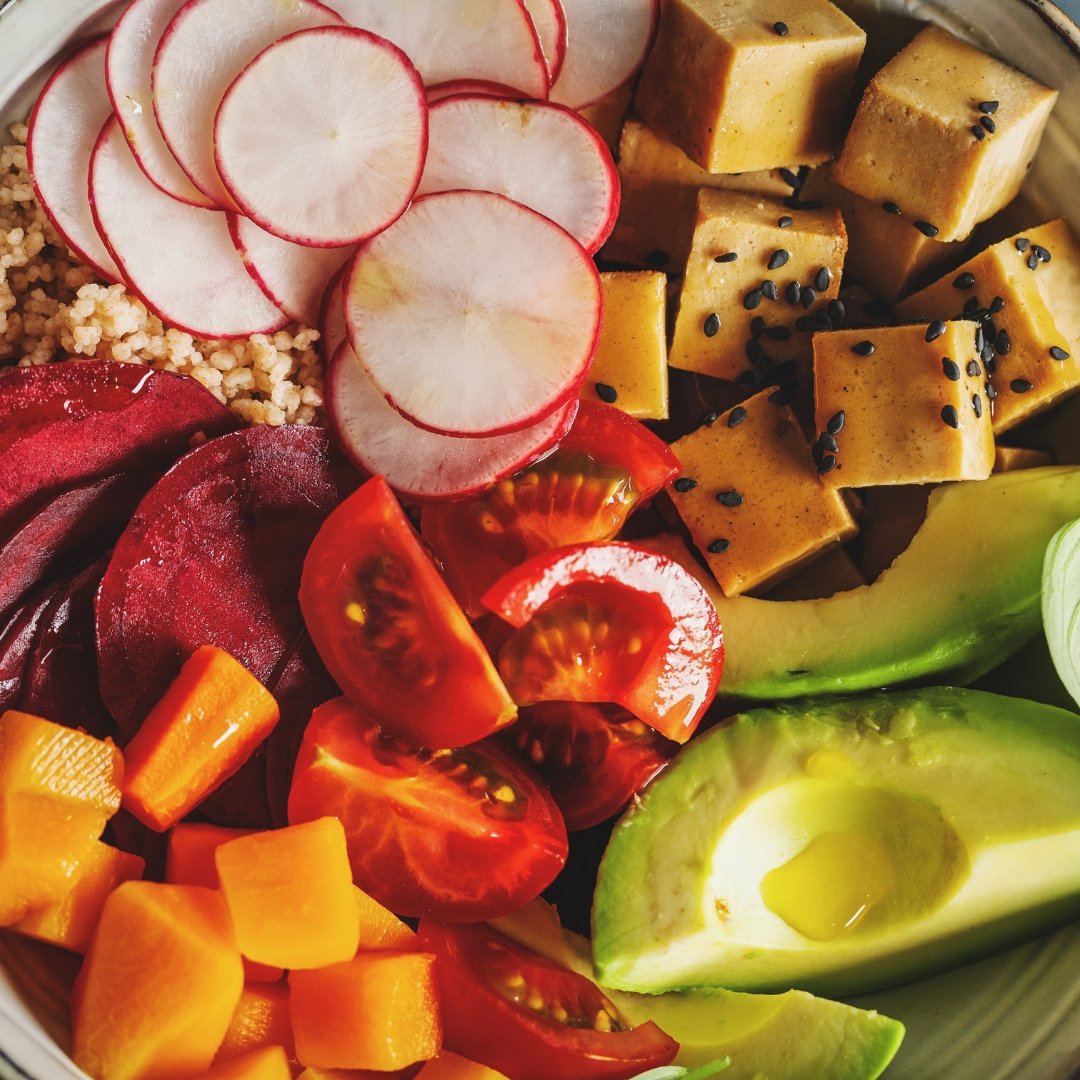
[834,26,1058,243]
[897,219,1080,433]
[602,119,793,271]
[813,322,995,487]
[634,0,866,173]
[666,389,858,595]
[993,445,1054,472]
[577,84,633,153]
[758,545,866,600]
[669,189,847,387]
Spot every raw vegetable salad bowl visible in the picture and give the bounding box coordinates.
[3,0,1080,1077]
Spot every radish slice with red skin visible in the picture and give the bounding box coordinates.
[426,79,522,104]
[26,37,123,283]
[327,0,548,99]
[152,0,343,209]
[548,0,658,109]
[317,268,348,367]
[105,0,215,208]
[229,214,355,326]
[214,27,427,248]
[90,116,289,339]
[522,0,568,85]
[416,95,619,255]
[344,190,602,438]
[328,342,577,502]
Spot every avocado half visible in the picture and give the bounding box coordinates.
[592,688,1080,998]
[689,466,1080,701]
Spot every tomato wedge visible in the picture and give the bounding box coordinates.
[288,697,567,922]
[299,474,516,747]
[419,920,678,1080]
[421,402,679,616]
[482,542,724,743]
[506,701,676,831]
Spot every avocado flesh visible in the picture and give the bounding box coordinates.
[491,900,904,1079]
[592,688,1080,998]
[688,466,1080,701]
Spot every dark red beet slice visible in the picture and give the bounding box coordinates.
[0,586,60,713]
[0,361,237,535]
[96,426,357,742]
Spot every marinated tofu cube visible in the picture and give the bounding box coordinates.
[897,219,1080,432]
[800,164,963,302]
[758,544,866,601]
[634,0,866,173]
[602,119,793,270]
[577,84,633,153]
[813,322,995,487]
[666,389,858,596]
[582,271,669,420]
[993,445,1054,472]
[834,26,1058,243]
[669,189,847,387]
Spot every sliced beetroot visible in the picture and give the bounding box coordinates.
[0,361,238,537]
[96,425,357,737]
[0,586,60,714]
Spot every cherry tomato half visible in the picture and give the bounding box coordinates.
[482,542,724,743]
[299,474,516,747]
[421,402,679,616]
[506,701,677,831]
[418,920,678,1080]
[288,697,568,921]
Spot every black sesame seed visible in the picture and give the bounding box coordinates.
[1016,237,1030,252]
[1011,378,1033,393]
[1028,252,1040,270]
[882,201,902,215]
[773,20,789,35]
[818,455,837,475]
[673,477,697,493]
[815,267,832,292]
[716,490,743,507]
[744,338,763,361]
[768,249,791,270]
[750,315,766,338]
[779,167,801,190]
[914,221,940,237]
[989,295,1005,314]
[974,324,986,354]
[594,382,618,403]
[996,328,1011,355]
[941,404,959,429]
[966,360,981,376]
[795,315,817,332]
[980,115,996,134]
[768,386,794,406]
[963,296,981,315]
[761,279,779,302]
[736,368,757,385]
[801,286,817,309]
[785,281,802,305]
[743,288,763,310]
[984,352,996,372]
[714,251,739,263]
[828,299,846,326]
[1050,346,1071,360]
[644,249,669,267]
[942,358,960,381]
[986,381,998,400]
[778,215,793,228]
[818,432,839,454]
[953,272,977,289]
[971,125,987,141]
[972,393,983,418]
[827,410,845,435]
[707,538,731,554]
[1033,244,1052,263]
[926,320,947,342]
[764,325,791,341]
[852,340,876,356]
[727,406,747,428]
[815,309,833,329]
[703,312,720,337]
[979,99,999,114]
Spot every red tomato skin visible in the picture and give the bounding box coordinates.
[299,474,516,748]
[288,697,568,922]
[418,920,678,1080]
[482,542,724,743]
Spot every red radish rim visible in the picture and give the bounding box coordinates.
[426,78,525,103]
[523,0,568,85]
[212,25,428,248]
[317,268,348,366]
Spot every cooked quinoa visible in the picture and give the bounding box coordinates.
[1,122,323,426]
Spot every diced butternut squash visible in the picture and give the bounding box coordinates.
[215,981,296,1064]
[415,1051,511,1080]
[0,710,123,924]
[216,817,360,970]
[122,645,280,831]
[202,1046,292,1080]
[354,885,416,951]
[72,881,244,1080]
[11,840,144,953]
[289,952,441,1071]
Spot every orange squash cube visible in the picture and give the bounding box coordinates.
[289,952,441,1070]
[416,1051,512,1080]
[215,981,295,1063]
[0,710,123,923]
[203,1046,292,1080]
[122,645,280,831]
[216,817,360,970]
[72,881,244,1080]
[354,885,416,951]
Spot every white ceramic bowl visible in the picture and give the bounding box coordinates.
[2,1,1080,1078]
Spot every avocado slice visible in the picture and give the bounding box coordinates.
[670,466,1080,701]
[592,688,1080,998]
[492,900,904,1079]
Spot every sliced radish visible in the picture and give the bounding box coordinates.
[215,27,426,248]
[105,0,216,208]
[522,0,567,85]
[90,116,288,339]
[318,268,348,366]
[548,0,658,109]
[26,37,123,283]
[426,79,522,104]
[329,342,577,501]
[416,95,619,255]
[152,0,343,208]
[327,0,548,99]
[344,190,601,438]
[229,214,355,326]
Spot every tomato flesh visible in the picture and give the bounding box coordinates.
[483,542,724,743]
[288,697,568,921]
[418,920,678,1080]
[299,474,516,747]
